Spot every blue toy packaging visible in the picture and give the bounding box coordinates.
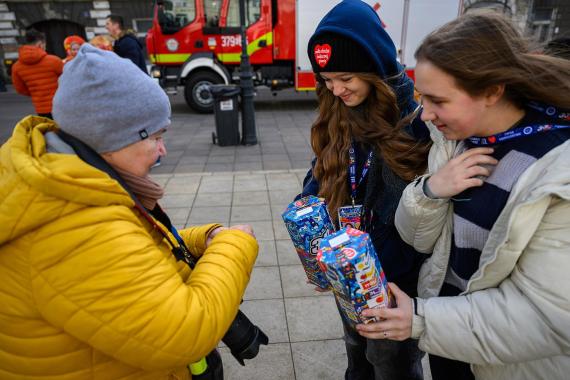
[317,227,391,325]
[282,196,335,289]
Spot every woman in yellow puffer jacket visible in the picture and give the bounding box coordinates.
[0,44,258,380]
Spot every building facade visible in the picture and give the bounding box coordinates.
[464,0,570,42]
[0,0,153,77]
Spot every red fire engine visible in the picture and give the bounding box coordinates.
[146,0,462,113]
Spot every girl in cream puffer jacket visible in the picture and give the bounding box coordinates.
[353,12,570,380]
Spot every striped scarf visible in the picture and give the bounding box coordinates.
[444,111,570,294]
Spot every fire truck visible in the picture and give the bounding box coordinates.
[146,0,463,113]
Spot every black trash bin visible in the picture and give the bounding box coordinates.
[210,84,241,146]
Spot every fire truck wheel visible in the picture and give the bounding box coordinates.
[184,71,223,113]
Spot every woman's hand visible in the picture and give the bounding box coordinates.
[355,282,413,341]
[229,224,255,238]
[427,147,498,198]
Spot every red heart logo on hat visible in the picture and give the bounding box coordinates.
[488,136,496,144]
[314,44,332,68]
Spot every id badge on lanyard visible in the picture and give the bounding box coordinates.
[338,144,372,230]
[338,204,363,230]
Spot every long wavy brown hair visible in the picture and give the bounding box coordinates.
[311,73,430,219]
[415,11,570,109]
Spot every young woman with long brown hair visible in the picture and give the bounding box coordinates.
[358,11,570,380]
[296,1,431,379]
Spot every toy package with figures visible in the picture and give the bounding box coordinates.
[317,227,391,325]
[282,196,335,289]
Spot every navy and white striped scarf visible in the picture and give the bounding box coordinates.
[444,109,570,294]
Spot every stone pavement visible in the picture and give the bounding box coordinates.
[155,170,347,380]
[0,86,431,379]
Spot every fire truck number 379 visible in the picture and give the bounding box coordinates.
[221,35,242,47]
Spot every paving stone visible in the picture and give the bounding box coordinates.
[207,155,236,164]
[269,189,299,206]
[280,265,331,298]
[273,220,291,240]
[241,221,274,241]
[231,204,272,222]
[276,239,299,265]
[255,240,278,267]
[220,343,294,380]
[263,161,292,170]
[285,296,344,342]
[244,266,283,300]
[234,162,263,171]
[160,193,195,208]
[291,340,347,380]
[194,192,232,207]
[267,173,302,190]
[234,174,267,192]
[174,164,205,173]
[234,154,263,162]
[199,176,234,193]
[271,203,288,220]
[263,154,290,162]
[240,299,289,343]
[233,191,269,206]
[188,206,230,224]
[164,180,200,194]
[205,163,235,172]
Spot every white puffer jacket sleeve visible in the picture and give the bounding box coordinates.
[395,122,457,253]
[419,196,570,365]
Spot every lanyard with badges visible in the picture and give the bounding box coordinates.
[338,144,373,230]
[468,102,570,146]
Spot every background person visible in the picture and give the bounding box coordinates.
[296,1,431,379]
[90,34,114,51]
[11,29,63,118]
[357,11,570,380]
[0,44,258,380]
[105,13,147,73]
[62,35,85,63]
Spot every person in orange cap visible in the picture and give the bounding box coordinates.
[63,35,85,63]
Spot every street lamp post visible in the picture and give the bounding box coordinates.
[239,0,258,145]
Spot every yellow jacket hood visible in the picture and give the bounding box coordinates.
[0,116,133,246]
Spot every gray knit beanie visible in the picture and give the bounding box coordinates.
[52,43,171,153]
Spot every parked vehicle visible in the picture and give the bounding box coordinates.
[146,0,462,113]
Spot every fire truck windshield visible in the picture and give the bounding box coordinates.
[157,0,196,32]
[204,0,223,27]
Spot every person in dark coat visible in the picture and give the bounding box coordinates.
[105,14,148,73]
[294,1,432,379]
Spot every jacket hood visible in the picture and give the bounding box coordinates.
[0,116,133,246]
[309,0,417,115]
[309,0,400,78]
[18,45,47,65]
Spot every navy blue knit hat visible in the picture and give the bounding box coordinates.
[307,0,401,78]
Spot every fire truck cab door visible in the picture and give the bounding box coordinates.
[207,0,272,65]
